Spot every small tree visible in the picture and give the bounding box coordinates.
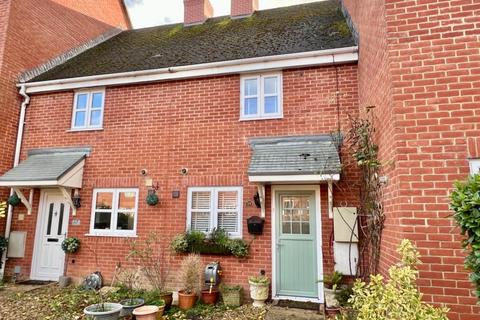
[339,239,449,320]
[450,173,480,300]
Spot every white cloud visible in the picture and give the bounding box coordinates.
[127,0,323,29]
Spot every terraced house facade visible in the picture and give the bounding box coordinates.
[0,0,478,319]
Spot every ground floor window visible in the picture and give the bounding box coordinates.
[187,187,243,238]
[89,188,139,236]
[470,159,480,175]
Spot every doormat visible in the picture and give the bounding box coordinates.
[274,299,320,310]
[16,280,54,285]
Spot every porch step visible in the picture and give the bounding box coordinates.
[266,306,325,320]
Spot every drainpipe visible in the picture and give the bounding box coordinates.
[0,84,30,280]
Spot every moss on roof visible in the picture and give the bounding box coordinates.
[31,0,355,82]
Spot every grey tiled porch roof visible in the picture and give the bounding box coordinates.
[0,148,90,182]
[248,135,341,176]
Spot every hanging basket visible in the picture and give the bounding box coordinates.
[61,237,80,254]
[146,192,159,206]
[7,193,21,207]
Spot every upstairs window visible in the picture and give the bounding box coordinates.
[187,187,243,238]
[240,73,283,120]
[470,159,480,175]
[72,89,105,130]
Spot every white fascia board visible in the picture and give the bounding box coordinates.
[249,174,340,183]
[0,180,58,187]
[20,47,358,94]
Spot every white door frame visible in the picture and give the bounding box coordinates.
[30,189,70,281]
[271,184,324,303]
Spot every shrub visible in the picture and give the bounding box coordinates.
[450,173,480,300]
[338,239,449,320]
[179,253,202,294]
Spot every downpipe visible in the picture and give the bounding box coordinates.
[0,84,30,280]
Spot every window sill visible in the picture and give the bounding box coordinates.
[85,233,137,238]
[67,127,104,133]
[239,115,283,121]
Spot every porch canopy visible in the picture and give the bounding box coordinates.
[0,147,90,215]
[247,135,342,184]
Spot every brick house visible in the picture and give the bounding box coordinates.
[0,0,130,277]
[0,0,478,319]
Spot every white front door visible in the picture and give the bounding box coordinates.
[31,190,70,281]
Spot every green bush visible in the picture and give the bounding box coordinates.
[338,239,449,320]
[450,173,480,300]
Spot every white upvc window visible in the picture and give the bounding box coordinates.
[240,72,283,120]
[71,89,105,130]
[470,159,480,175]
[187,187,243,238]
[89,188,139,236]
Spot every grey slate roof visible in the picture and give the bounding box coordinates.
[0,149,89,182]
[248,135,341,176]
[30,0,355,82]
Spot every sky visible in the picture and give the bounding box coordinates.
[125,0,322,29]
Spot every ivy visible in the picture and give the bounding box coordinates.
[450,173,480,299]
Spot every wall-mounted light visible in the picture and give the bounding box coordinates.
[72,189,81,209]
[253,192,261,209]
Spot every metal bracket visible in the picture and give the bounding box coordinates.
[12,188,33,215]
[59,187,77,216]
[256,185,266,218]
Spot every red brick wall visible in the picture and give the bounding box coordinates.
[0,0,130,233]
[8,65,360,293]
[343,0,480,318]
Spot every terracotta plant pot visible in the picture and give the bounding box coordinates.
[325,307,340,317]
[133,305,163,320]
[160,291,173,310]
[200,289,219,305]
[178,290,197,310]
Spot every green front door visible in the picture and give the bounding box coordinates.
[276,191,318,298]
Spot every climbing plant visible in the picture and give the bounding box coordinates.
[346,109,385,278]
[450,173,480,300]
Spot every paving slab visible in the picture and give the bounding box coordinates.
[266,306,325,320]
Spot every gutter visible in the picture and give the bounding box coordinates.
[19,46,358,94]
[0,85,30,280]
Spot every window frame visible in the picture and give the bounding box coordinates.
[469,159,480,175]
[89,188,139,237]
[71,88,105,131]
[240,72,283,121]
[186,187,243,238]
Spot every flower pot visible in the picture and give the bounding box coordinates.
[221,288,243,307]
[160,291,173,310]
[200,289,219,305]
[324,288,340,308]
[119,298,145,317]
[133,305,164,320]
[84,302,123,320]
[178,290,197,310]
[325,307,340,317]
[248,280,269,307]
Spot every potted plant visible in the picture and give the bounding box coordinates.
[178,253,202,310]
[219,284,243,307]
[84,288,123,320]
[127,232,174,310]
[0,236,8,269]
[132,304,165,320]
[200,277,219,305]
[248,274,270,307]
[59,237,81,288]
[323,271,343,311]
[116,269,145,317]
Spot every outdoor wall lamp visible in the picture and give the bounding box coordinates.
[72,189,81,209]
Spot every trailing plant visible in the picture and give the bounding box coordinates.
[171,229,249,258]
[179,253,202,294]
[450,173,480,300]
[337,239,448,320]
[146,192,159,206]
[127,232,171,294]
[346,110,385,277]
[7,193,21,207]
[323,271,343,290]
[248,275,270,285]
[61,237,80,254]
